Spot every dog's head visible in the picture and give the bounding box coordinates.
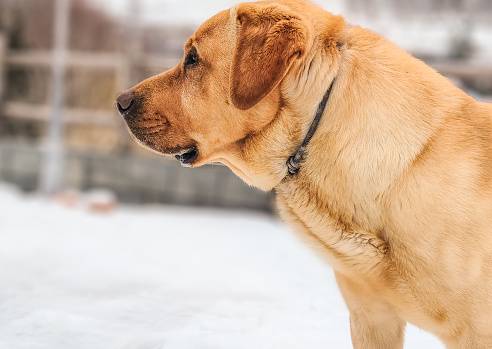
[116,0,343,190]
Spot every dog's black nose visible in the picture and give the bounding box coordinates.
[116,90,134,114]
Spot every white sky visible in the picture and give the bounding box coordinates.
[87,0,345,25]
[86,0,492,58]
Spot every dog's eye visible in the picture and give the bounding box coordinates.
[184,49,199,68]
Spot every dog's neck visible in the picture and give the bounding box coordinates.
[278,25,471,231]
[219,34,343,191]
[227,24,466,206]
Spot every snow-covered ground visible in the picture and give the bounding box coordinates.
[0,183,444,349]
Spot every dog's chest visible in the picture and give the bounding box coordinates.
[275,178,390,277]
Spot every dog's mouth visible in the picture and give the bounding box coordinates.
[125,128,199,166]
[175,147,199,166]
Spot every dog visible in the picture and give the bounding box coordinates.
[115,0,492,347]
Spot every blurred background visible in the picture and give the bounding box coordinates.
[0,0,491,212]
[0,1,490,348]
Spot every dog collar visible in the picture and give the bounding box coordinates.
[286,78,336,176]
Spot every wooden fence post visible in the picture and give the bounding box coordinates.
[0,33,6,109]
[115,3,142,155]
[0,33,6,178]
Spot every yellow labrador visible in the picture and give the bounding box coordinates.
[116,0,492,347]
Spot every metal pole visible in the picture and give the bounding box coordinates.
[40,0,71,195]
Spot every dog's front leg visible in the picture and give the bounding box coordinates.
[335,272,406,349]
[348,307,405,349]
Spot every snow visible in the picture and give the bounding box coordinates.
[0,183,444,348]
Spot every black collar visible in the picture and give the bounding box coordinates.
[286,78,336,176]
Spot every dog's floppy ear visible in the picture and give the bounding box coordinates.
[230,4,308,110]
